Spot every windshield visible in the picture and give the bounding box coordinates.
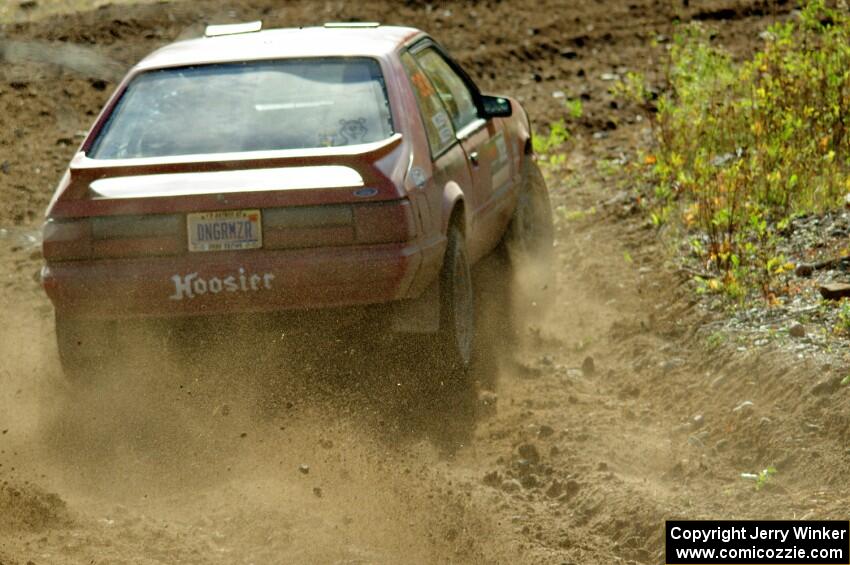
[89,58,394,159]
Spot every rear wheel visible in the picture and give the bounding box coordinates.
[431,224,475,391]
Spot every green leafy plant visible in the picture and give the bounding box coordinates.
[632,0,850,302]
[556,205,597,224]
[565,98,583,120]
[533,119,570,155]
[596,159,621,177]
[705,331,726,350]
[835,300,850,334]
[755,466,777,491]
[612,71,652,109]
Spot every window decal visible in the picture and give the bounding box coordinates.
[431,111,454,144]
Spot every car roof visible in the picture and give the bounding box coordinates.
[135,25,425,71]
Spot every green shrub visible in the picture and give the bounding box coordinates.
[639,0,850,299]
[532,119,570,156]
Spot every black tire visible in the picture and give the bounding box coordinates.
[504,159,555,312]
[55,313,114,383]
[432,224,476,389]
[507,159,555,273]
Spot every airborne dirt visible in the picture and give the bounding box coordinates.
[2,1,850,564]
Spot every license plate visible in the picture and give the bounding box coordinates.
[187,209,262,252]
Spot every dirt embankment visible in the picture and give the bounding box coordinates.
[3,1,848,564]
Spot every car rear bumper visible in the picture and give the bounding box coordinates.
[42,240,444,320]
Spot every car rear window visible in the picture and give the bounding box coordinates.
[88,58,394,159]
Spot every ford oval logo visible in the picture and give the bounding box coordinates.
[353,188,378,198]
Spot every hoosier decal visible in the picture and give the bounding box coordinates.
[169,267,274,300]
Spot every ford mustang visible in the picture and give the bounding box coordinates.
[41,21,553,386]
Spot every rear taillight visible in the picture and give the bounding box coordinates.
[41,201,417,262]
[354,200,416,244]
[261,201,416,248]
[90,214,182,258]
[43,214,183,260]
[91,215,181,239]
[42,217,91,260]
[263,205,355,249]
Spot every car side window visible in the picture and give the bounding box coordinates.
[400,51,456,156]
[413,47,479,131]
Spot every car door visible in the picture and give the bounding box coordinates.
[399,51,473,247]
[411,45,512,261]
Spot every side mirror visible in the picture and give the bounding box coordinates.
[481,95,512,118]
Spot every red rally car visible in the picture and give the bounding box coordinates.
[41,22,553,381]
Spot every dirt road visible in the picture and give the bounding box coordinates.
[2,1,849,564]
